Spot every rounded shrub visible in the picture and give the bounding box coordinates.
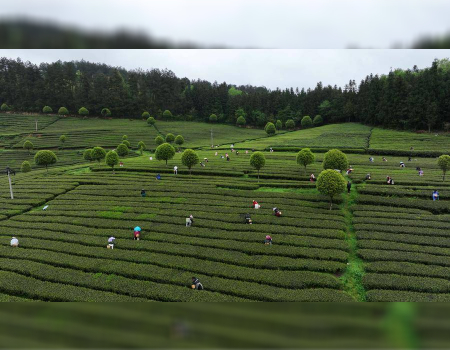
[275,120,282,130]
[142,111,150,119]
[155,143,176,166]
[83,149,93,162]
[42,106,53,114]
[91,147,106,163]
[106,151,119,172]
[116,143,129,157]
[301,116,313,128]
[147,117,156,125]
[323,149,349,171]
[101,108,111,117]
[21,161,31,173]
[163,110,173,120]
[137,141,146,155]
[181,149,200,174]
[78,107,89,116]
[175,135,185,146]
[296,148,315,172]
[58,107,69,115]
[250,151,266,181]
[236,116,246,126]
[122,140,131,148]
[313,115,323,126]
[265,122,276,135]
[285,119,295,130]
[23,140,34,154]
[1,103,10,111]
[316,169,346,209]
[34,150,57,172]
[209,114,218,123]
[165,133,175,143]
[155,136,164,146]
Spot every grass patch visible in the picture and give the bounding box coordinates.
[145,196,186,203]
[136,213,157,220]
[257,187,320,195]
[111,206,131,212]
[65,167,92,175]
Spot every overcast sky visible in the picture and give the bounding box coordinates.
[2,0,450,48]
[1,49,449,91]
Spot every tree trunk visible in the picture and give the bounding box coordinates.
[258,170,260,183]
[46,165,48,173]
[329,197,333,210]
[166,160,168,166]
[444,171,446,182]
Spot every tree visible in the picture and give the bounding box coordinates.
[91,147,106,163]
[165,133,175,143]
[101,108,111,117]
[323,149,349,171]
[301,116,313,128]
[122,135,128,140]
[296,148,315,173]
[181,149,199,175]
[1,103,10,111]
[285,119,295,129]
[83,149,93,162]
[34,150,57,173]
[78,107,89,116]
[142,111,150,119]
[116,143,129,157]
[236,116,246,126]
[21,161,31,173]
[265,122,276,135]
[175,135,185,147]
[105,150,119,173]
[43,106,53,114]
[313,115,323,126]
[163,110,173,120]
[58,107,69,115]
[437,155,450,181]
[209,114,218,123]
[426,102,438,133]
[155,143,175,166]
[23,140,34,154]
[250,152,266,182]
[316,169,346,209]
[147,117,156,125]
[137,141,146,155]
[275,120,282,130]
[59,135,66,148]
[155,135,164,146]
[122,140,131,148]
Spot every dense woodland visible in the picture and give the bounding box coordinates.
[0,57,449,131]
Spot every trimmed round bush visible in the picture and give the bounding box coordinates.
[250,151,266,181]
[1,103,10,111]
[155,143,176,166]
[21,161,31,173]
[175,135,185,146]
[116,143,129,157]
[101,108,111,117]
[142,111,150,119]
[155,135,164,146]
[106,151,119,172]
[313,115,323,126]
[122,140,131,148]
[147,117,156,125]
[163,110,173,120]
[275,120,282,130]
[91,147,106,163]
[209,114,218,123]
[236,116,246,126]
[42,106,53,114]
[78,107,89,116]
[23,140,34,154]
[181,149,200,174]
[285,119,295,129]
[265,122,276,135]
[34,150,57,172]
[317,169,346,209]
[83,149,93,162]
[296,148,315,172]
[301,116,313,128]
[437,154,450,181]
[137,141,146,155]
[58,107,69,115]
[323,149,349,171]
[165,133,175,143]
[59,135,66,144]
[122,135,128,140]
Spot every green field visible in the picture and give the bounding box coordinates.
[0,113,449,302]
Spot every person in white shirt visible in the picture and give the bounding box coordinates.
[174,166,178,175]
[10,237,19,247]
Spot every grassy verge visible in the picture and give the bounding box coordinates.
[339,178,366,301]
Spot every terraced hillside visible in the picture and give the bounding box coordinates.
[1,113,449,302]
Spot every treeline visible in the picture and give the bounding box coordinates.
[0,57,449,131]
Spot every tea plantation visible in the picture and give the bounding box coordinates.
[0,113,449,301]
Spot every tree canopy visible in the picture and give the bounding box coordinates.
[323,149,349,171]
[250,151,266,181]
[155,143,175,166]
[296,148,315,172]
[34,150,57,172]
[181,149,199,174]
[316,169,346,209]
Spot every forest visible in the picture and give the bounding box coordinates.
[0,57,449,131]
